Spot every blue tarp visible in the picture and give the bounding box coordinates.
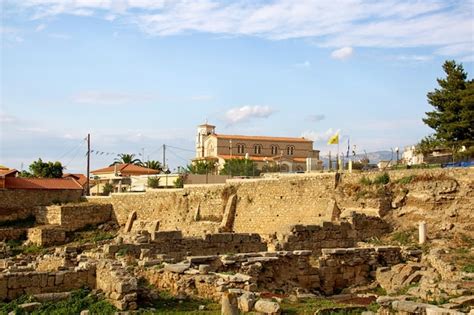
[442,161,474,168]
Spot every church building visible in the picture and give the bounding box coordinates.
[194,123,322,173]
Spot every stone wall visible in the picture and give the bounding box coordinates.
[87,168,473,237]
[36,203,112,232]
[105,232,267,261]
[96,260,138,310]
[27,226,66,246]
[0,268,96,300]
[142,247,402,301]
[0,190,83,221]
[0,228,27,241]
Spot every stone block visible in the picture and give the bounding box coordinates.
[254,299,281,314]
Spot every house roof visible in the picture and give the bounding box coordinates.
[4,177,83,190]
[91,163,160,175]
[213,134,312,143]
[0,169,18,178]
[62,173,88,187]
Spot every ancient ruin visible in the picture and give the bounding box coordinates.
[0,168,473,314]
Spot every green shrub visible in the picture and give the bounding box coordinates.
[373,172,390,185]
[102,182,114,196]
[359,176,372,185]
[148,176,160,188]
[173,176,184,188]
[391,230,414,246]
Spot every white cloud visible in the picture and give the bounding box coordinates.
[35,23,46,32]
[190,95,214,101]
[48,33,71,40]
[331,47,353,60]
[224,105,275,124]
[295,60,311,68]
[306,114,326,122]
[302,128,339,143]
[6,1,474,58]
[72,90,155,105]
[0,112,18,124]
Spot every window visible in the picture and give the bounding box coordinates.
[271,145,279,155]
[287,146,295,155]
[254,144,262,155]
[237,144,245,154]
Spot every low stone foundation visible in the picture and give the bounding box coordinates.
[106,232,267,261]
[141,246,402,301]
[27,226,66,246]
[0,268,96,301]
[96,260,138,310]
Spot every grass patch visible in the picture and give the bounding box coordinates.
[146,291,220,314]
[0,289,116,315]
[359,176,372,186]
[397,175,415,185]
[373,173,390,185]
[279,298,367,315]
[70,226,115,245]
[5,240,46,256]
[391,230,416,246]
[462,264,474,273]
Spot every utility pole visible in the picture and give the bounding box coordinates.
[162,144,166,169]
[86,133,90,196]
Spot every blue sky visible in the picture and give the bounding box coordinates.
[1,0,473,173]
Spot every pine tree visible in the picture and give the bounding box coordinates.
[423,60,474,149]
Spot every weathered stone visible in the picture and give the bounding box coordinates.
[124,211,137,233]
[238,292,256,312]
[164,263,191,274]
[19,302,41,312]
[221,292,239,315]
[254,299,281,314]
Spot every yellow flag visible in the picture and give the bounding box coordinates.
[327,133,339,145]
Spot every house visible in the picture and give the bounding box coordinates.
[402,146,453,165]
[194,123,322,173]
[4,177,83,190]
[90,163,161,194]
[0,167,19,189]
[62,173,88,188]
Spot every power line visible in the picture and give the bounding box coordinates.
[166,145,195,153]
[56,138,86,161]
[166,147,192,165]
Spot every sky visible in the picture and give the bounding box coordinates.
[1,0,473,173]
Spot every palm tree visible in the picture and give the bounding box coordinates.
[143,160,163,171]
[111,154,142,166]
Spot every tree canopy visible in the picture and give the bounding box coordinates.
[20,158,64,178]
[423,60,474,149]
[143,160,162,171]
[219,158,260,176]
[111,154,142,166]
[186,160,216,174]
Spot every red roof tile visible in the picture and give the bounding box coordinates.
[91,163,160,175]
[63,173,88,187]
[214,134,312,143]
[5,177,83,190]
[0,169,18,177]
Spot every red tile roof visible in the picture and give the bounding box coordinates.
[214,134,312,143]
[91,163,160,175]
[62,173,88,187]
[0,169,18,177]
[5,177,83,190]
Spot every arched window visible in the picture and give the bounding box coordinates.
[287,146,295,156]
[254,144,262,155]
[271,145,279,155]
[237,144,245,154]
